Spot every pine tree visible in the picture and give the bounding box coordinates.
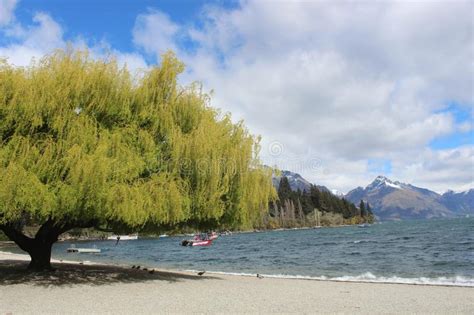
[359,200,366,217]
[278,177,292,202]
[309,186,321,210]
[300,190,313,215]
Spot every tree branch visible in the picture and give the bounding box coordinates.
[0,224,34,252]
[53,219,98,235]
[1,216,100,247]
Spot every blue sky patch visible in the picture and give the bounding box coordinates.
[430,102,473,149]
[13,0,239,55]
[368,159,392,176]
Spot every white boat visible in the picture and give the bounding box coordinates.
[107,234,138,240]
[67,247,101,253]
[159,234,168,238]
[67,244,101,253]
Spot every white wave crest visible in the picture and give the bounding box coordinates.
[325,272,474,287]
[186,270,474,287]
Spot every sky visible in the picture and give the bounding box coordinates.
[0,0,472,193]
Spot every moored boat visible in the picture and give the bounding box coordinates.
[67,244,101,253]
[67,248,101,253]
[181,233,213,246]
[181,239,213,246]
[107,234,138,240]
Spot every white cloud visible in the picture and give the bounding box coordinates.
[1,1,472,193]
[0,10,148,75]
[173,0,473,193]
[395,146,474,193]
[82,40,149,75]
[458,121,473,133]
[0,12,64,66]
[133,10,179,59]
[0,0,17,26]
[24,12,63,50]
[114,51,148,74]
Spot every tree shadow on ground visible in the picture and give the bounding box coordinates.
[0,260,220,287]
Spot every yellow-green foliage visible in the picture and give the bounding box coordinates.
[0,49,276,231]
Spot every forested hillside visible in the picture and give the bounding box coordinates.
[267,177,374,228]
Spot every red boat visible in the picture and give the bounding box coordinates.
[181,234,213,247]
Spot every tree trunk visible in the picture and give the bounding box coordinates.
[26,239,54,271]
[1,219,95,271]
[1,220,62,271]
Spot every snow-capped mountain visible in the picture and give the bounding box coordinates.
[365,175,405,190]
[331,189,345,197]
[272,170,331,193]
[345,176,473,221]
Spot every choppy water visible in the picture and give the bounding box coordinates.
[6,218,474,286]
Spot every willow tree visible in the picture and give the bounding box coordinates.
[0,49,276,270]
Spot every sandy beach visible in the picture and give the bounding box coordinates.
[0,251,473,314]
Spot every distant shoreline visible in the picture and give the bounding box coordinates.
[1,223,361,243]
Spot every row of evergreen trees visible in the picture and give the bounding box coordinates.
[267,177,374,228]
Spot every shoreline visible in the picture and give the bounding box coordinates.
[190,270,474,288]
[1,251,473,314]
[0,250,472,288]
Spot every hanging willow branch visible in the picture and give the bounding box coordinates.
[0,49,276,234]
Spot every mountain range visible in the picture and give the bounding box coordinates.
[345,176,473,220]
[273,171,473,221]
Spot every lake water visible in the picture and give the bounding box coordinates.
[6,218,474,286]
